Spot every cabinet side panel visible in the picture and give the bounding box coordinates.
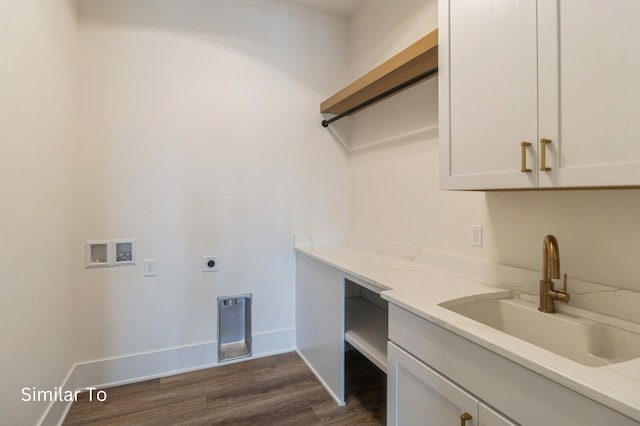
[295,253,344,404]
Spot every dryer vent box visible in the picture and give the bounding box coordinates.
[218,294,252,362]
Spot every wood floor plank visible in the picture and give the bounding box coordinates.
[205,376,326,420]
[64,350,385,425]
[83,397,207,426]
[65,369,257,422]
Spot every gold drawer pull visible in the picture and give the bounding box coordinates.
[540,138,552,171]
[521,141,532,172]
[460,412,472,426]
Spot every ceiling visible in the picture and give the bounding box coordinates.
[287,0,365,17]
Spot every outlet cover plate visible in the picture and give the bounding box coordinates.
[202,255,220,272]
[144,259,157,277]
[471,225,483,248]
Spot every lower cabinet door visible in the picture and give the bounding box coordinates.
[388,342,479,426]
[479,402,518,426]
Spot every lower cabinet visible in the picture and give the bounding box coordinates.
[388,342,516,426]
[388,304,639,425]
[479,403,518,426]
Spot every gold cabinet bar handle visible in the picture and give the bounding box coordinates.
[521,141,532,172]
[460,412,472,426]
[540,138,552,171]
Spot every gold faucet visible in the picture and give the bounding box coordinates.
[539,235,570,313]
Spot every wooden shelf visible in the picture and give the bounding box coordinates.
[345,297,388,373]
[321,29,438,117]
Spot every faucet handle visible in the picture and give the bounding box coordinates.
[547,274,571,304]
[552,273,571,304]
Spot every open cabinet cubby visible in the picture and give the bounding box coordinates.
[345,279,388,373]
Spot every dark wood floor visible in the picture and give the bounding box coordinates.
[64,350,386,425]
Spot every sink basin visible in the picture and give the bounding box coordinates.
[440,296,640,367]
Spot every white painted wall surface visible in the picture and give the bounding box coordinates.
[348,0,640,292]
[347,0,489,258]
[0,1,78,424]
[75,0,349,362]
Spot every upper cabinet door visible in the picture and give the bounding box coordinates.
[538,0,640,187]
[440,0,538,190]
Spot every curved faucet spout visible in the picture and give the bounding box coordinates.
[539,234,569,313]
[542,234,560,282]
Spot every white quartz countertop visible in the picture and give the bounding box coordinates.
[295,245,640,422]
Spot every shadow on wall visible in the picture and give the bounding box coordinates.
[486,189,640,292]
[347,79,438,154]
[79,0,345,91]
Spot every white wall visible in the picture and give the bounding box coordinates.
[0,0,78,424]
[75,0,349,362]
[348,0,640,292]
[348,0,488,258]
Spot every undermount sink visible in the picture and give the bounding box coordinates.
[440,296,640,367]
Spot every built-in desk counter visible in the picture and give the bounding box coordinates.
[295,245,640,424]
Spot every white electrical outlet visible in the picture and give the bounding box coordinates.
[144,259,157,277]
[202,255,220,272]
[471,225,483,247]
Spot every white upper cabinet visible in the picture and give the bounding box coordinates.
[439,0,538,189]
[440,0,640,190]
[538,0,640,187]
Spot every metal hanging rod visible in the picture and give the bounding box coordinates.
[321,68,438,128]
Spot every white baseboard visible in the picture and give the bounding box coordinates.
[40,327,295,426]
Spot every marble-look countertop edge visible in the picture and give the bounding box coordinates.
[295,245,640,422]
[295,246,392,291]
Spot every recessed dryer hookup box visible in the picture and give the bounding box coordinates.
[85,240,110,268]
[218,294,252,362]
